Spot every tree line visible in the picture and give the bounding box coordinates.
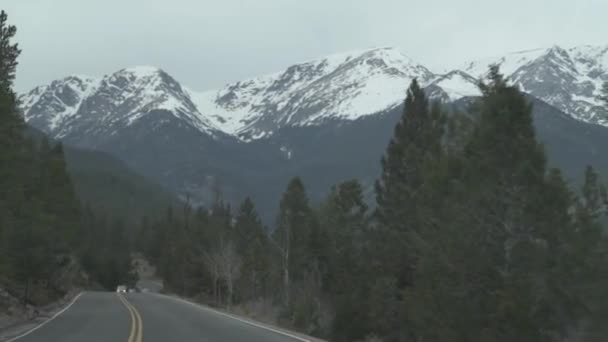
[138,69,608,341]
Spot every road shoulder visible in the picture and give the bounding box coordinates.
[0,292,82,342]
[150,293,326,342]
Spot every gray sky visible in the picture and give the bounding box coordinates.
[4,0,608,93]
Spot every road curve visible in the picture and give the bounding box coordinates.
[5,291,313,342]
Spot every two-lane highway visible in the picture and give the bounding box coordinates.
[5,292,312,342]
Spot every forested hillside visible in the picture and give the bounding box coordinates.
[25,126,180,221]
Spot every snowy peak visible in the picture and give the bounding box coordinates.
[22,75,100,132]
[92,66,202,125]
[189,47,435,140]
[21,66,222,144]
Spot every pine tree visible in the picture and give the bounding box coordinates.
[234,197,271,300]
[321,180,367,295]
[0,9,23,248]
[0,10,23,196]
[234,197,264,250]
[273,177,315,308]
[0,11,19,94]
[374,78,445,287]
[320,180,373,341]
[452,66,558,341]
[375,78,443,231]
[572,166,608,341]
[43,142,81,247]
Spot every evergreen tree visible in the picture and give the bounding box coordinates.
[448,66,558,341]
[375,78,443,232]
[374,78,445,286]
[0,11,19,94]
[234,197,263,249]
[0,10,24,273]
[320,180,373,341]
[0,10,23,210]
[368,78,445,340]
[321,180,367,295]
[273,177,315,308]
[572,166,608,341]
[234,197,271,300]
[41,142,81,248]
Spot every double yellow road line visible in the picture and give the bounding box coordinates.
[118,294,143,342]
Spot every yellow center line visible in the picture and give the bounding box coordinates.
[118,294,143,342]
[133,299,143,342]
[117,294,136,342]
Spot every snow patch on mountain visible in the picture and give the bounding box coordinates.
[428,70,481,101]
[186,88,257,135]
[461,48,548,79]
[280,146,293,160]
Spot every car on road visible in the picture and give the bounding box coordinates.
[116,285,127,293]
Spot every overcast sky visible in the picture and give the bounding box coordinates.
[4,0,608,93]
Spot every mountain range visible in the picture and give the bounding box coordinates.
[19,44,608,221]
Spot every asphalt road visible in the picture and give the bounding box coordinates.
[7,292,312,342]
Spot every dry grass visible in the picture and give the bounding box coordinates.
[232,298,281,326]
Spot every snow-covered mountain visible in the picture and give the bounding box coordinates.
[21,44,608,145]
[188,47,439,140]
[21,66,221,147]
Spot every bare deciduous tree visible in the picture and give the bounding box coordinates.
[217,240,241,309]
[204,239,242,309]
[203,250,221,305]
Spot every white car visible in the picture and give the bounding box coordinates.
[116,285,127,293]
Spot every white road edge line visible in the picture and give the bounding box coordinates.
[152,293,312,342]
[5,292,84,342]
